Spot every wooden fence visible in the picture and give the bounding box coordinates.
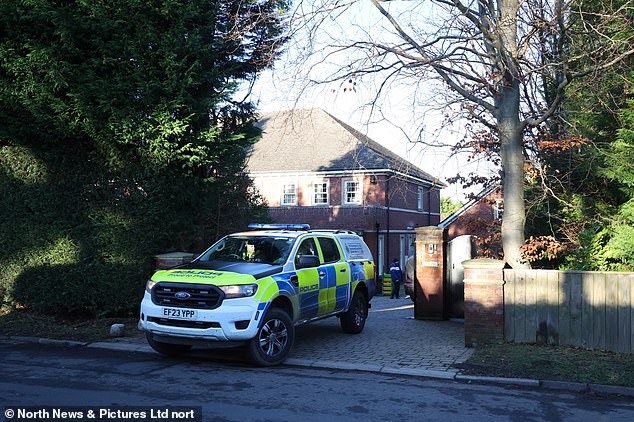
[504,270,634,353]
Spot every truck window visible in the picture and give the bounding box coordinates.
[295,238,318,267]
[199,236,293,265]
[318,237,341,263]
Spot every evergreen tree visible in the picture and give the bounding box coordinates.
[0,0,288,173]
[0,1,288,316]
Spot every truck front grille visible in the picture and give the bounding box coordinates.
[147,317,220,329]
[152,282,223,309]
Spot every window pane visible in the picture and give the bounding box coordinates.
[295,238,318,267]
[282,184,296,205]
[318,237,340,263]
[345,181,360,203]
[313,182,328,204]
[200,236,293,265]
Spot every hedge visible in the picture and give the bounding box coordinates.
[0,142,268,317]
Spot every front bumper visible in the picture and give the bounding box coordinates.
[139,291,263,342]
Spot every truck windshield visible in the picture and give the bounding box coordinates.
[198,236,294,266]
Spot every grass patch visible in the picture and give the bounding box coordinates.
[456,342,634,387]
[0,309,142,342]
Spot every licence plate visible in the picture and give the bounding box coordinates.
[162,307,198,320]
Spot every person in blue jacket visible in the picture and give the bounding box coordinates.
[389,258,403,299]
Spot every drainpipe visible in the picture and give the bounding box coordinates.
[428,187,432,225]
[375,221,380,283]
[386,174,390,272]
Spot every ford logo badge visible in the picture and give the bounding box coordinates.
[175,291,191,300]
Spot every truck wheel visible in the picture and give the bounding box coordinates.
[340,289,368,334]
[247,308,294,366]
[146,333,192,357]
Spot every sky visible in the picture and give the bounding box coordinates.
[240,0,497,202]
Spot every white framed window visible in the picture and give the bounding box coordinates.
[281,183,297,206]
[343,179,362,205]
[312,181,329,205]
[494,198,504,220]
[417,187,425,210]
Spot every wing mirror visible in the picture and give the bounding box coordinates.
[297,255,320,269]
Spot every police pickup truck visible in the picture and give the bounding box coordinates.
[140,224,376,366]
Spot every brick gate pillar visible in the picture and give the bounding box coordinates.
[414,226,446,320]
[463,259,506,347]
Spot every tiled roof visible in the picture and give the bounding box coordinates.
[438,184,499,228]
[247,108,443,186]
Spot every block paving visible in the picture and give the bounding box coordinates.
[292,295,472,374]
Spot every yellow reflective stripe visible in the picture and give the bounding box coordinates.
[255,277,278,302]
[327,286,337,311]
[335,263,349,285]
[365,262,375,281]
[318,289,331,314]
[297,269,318,283]
[313,237,325,263]
[154,269,256,285]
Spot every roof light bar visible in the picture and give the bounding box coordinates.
[248,223,310,231]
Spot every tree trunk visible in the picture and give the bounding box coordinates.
[496,80,528,268]
[495,0,528,268]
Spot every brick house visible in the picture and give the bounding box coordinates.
[246,108,444,276]
[439,185,503,255]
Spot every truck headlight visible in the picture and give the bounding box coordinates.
[219,284,258,299]
[146,279,157,293]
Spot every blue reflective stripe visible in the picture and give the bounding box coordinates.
[325,266,337,287]
[273,272,298,296]
[300,291,319,319]
[319,275,329,289]
[336,285,349,309]
[256,302,271,328]
[351,265,365,282]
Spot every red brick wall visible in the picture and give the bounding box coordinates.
[463,259,505,347]
[446,190,502,241]
[257,172,441,275]
[414,227,446,320]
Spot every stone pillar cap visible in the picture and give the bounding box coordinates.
[415,226,445,233]
[462,258,506,270]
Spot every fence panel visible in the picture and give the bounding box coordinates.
[504,269,633,353]
[581,273,594,349]
[568,272,583,347]
[559,271,572,346]
[504,270,515,342]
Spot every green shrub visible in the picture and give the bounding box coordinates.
[0,143,268,317]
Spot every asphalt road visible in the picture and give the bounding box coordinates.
[1,341,633,422]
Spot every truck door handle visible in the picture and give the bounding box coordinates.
[319,272,326,277]
[340,268,347,273]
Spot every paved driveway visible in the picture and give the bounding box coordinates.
[292,295,472,374]
[93,295,472,374]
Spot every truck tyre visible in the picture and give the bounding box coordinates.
[146,333,192,357]
[340,289,368,334]
[247,308,294,366]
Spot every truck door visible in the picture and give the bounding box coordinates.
[294,237,321,319]
[316,236,349,314]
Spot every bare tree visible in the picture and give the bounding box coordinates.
[281,0,634,268]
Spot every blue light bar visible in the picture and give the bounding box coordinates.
[248,223,310,231]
